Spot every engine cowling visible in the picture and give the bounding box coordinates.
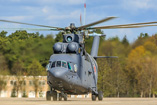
[53,42,62,53]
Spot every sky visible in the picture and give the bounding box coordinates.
[0,0,157,42]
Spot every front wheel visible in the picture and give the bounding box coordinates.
[98,91,103,101]
[59,93,62,101]
[64,93,67,101]
[46,91,51,101]
[53,91,57,101]
[92,94,96,101]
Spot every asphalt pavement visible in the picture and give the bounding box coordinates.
[0,97,157,105]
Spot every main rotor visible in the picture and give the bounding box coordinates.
[1,16,157,36]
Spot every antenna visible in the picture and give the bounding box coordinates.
[84,1,86,25]
[80,13,82,26]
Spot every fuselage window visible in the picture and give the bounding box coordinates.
[56,61,61,67]
[51,61,56,68]
[74,64,78,73]
[62,61,67,68]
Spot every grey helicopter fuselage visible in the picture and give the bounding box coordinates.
[47,33,99,95]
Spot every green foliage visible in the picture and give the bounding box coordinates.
[27,59,46,76]
[55,32,63,42]
[0,31,54,76]
[0,31,7,38]
[122,35,129,46]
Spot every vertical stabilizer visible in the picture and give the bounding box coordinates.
[90,36,100,57]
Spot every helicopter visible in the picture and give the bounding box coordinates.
[1,16,157,101]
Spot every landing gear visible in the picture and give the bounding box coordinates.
[63,93,67,101]
[46,90,57,101]
[59,92,67,101]
[98,91,103,101]
[52,91,57,101]
[92,94,96,101]
[46,91,51,101]
[91,90,103,101]
[59,93,62,101]
[46,90,67,101]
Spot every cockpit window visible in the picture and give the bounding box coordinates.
[62,61,67,68]
[56,61,61,67]
[67,62,73,71]
[50,61,73,69]
[51,61,56,68]
[46,62,51,71]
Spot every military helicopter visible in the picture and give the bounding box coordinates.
[1,16,157,101]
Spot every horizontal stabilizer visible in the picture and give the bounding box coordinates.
[94,56,118,59]
[88,33,106,36]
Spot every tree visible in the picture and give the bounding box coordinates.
[55,32,63,42]
[27,59,45,97]
[0,76,7,97]
[0,53,9,75]
[122,35,129,46]
[0,31,7,38]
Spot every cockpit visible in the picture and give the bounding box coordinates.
[46,61,78,73]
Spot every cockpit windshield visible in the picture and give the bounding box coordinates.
[56,61,61,67]
[51,61,67,68]
[51,61,56,68]
[62,61,67,68]
[50,61,77,73]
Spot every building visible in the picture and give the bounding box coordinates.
[0,75,91,98]
[0,75,48,98]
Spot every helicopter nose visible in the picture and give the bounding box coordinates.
[49,68,66,80]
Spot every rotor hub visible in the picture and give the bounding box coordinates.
[70,23,76,29]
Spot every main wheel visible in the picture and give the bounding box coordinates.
[64,93,67,101]
[59,93,62,101]
[53,91,57,101]
[92,94,96,101]
[98,91,103,101]
[46,91,51,101]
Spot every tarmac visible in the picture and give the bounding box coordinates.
[0,97,157,105]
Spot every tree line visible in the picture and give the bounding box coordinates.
[0,30,157,97]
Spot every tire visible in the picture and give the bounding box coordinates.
[59,93,62,101]
[53,91,57,101]
[98,91,103,101]
[64,93,67,101]
[92,94,96,101]
[46,91,51,101]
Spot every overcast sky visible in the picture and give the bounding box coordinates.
[0,0,157,42]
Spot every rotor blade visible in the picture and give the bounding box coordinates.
[90,24,157,29]
[78,16,117,29]
[91,21,157,29]
[94,56,118,58]
[0,19,64,30]
[0,28,59,31]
